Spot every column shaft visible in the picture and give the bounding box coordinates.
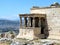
[27,17,31,27]
[24,17,26,27]
[20,17,22,27]
[25,17,27,27]
[39,17,41,27]
[33,17,35,27]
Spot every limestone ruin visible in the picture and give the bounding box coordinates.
[17,2,60,40]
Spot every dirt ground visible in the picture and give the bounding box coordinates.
[0,42,10,45]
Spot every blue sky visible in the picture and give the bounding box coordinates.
[0,0,60,20]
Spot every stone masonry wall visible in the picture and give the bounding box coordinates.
[30,8,60,40]
[17,28,34,40]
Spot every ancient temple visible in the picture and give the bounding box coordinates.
[17,2,60,40]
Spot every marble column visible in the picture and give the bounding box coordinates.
[25,17,27,27]
[39,17,41,27]
[27,17,31,27]
[33,17,35,27]
[30,17,33,27]
[24,17,26,27]
[20,17,22,27]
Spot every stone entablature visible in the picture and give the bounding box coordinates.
[31,2,60,10]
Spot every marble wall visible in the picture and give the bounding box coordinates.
[30,7,60,40]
